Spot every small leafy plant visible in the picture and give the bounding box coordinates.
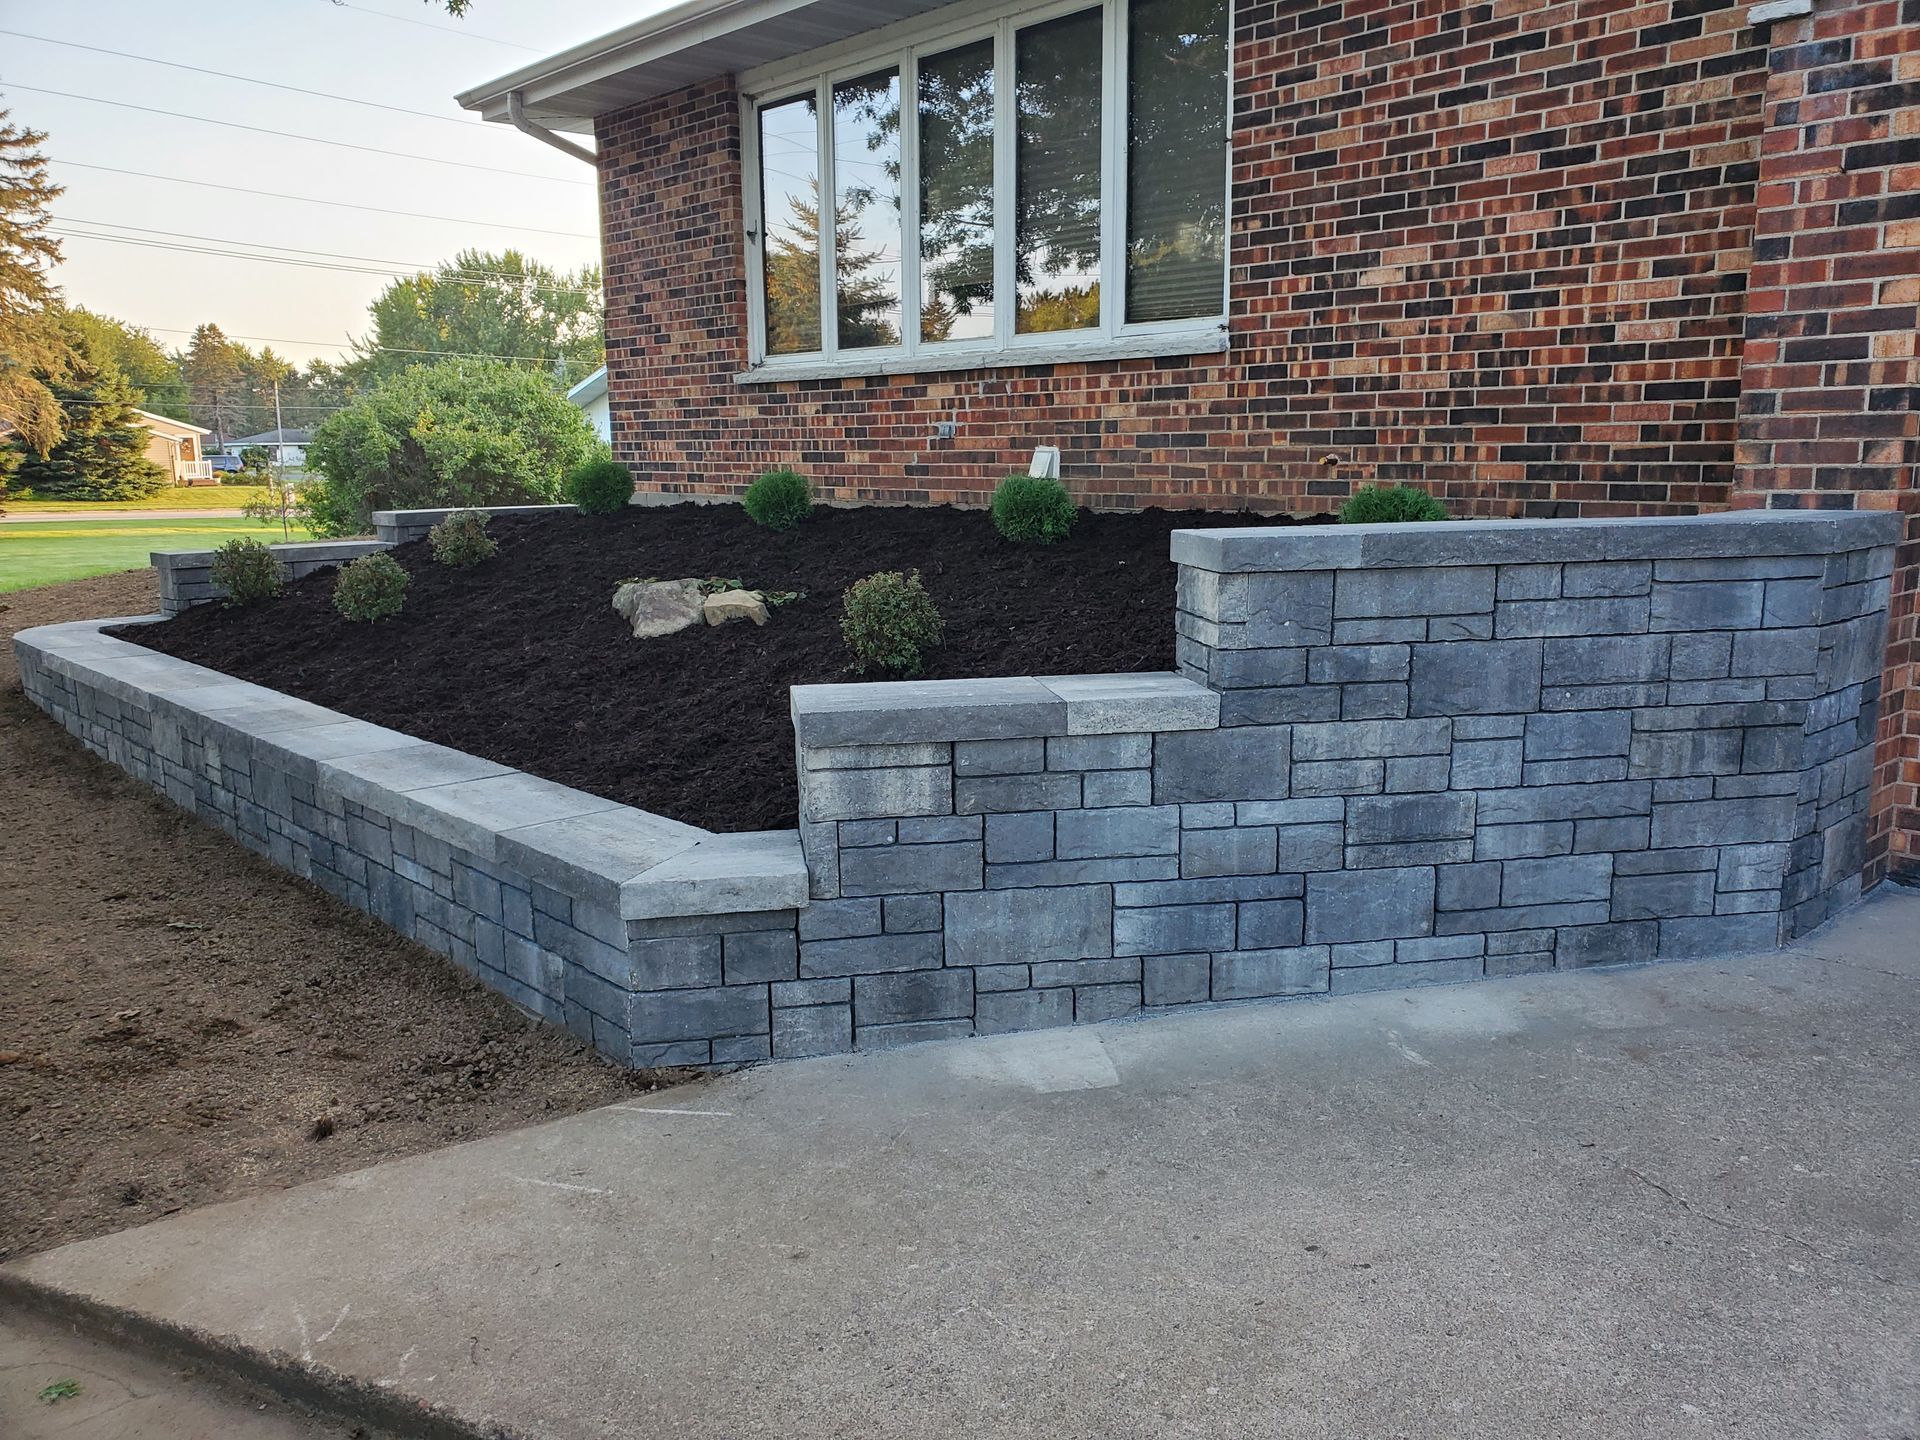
[990,473,1076,544]
[567,458,633,515]
[1339,484,1448,524]
[841,570,943,677]
[210,536,282,608]
[333,551,410,622]
[743,467,813,531]
[39,1379,82,1404]
[428,509,496,568]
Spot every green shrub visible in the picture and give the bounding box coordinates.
[841,570,944,677]
[210,536,282,607]
[333,551,410,622]
[1339,485,1448,524]
[428,508,497,568]
[743,467,813,531]
[990,473,1076,544]
[567,458,633,515]
[302,360,603,537]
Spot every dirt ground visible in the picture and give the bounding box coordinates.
[0,570,688,1263]
[128,503,1300,830]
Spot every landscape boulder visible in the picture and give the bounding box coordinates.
[612,579,706,638]
[704,590,769,627]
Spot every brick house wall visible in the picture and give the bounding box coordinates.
[593,0,1916,878]
[1727,0,1918,882]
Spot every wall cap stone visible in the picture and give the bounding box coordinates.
[152,540,390,570]
[1172,511,1905,573]
[370,504,575,529]
[792,673,1215,745]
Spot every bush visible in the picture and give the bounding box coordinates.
[743,467,813,531]
[1339,485,1448,524]
[567,458,632,515]
[302,360,603,537]
[428,508,496,568]
[841,570,944,677]
[990,473,1076,544]
[239,445,272,477]
[333,551,410,622]
[210,536,282,607]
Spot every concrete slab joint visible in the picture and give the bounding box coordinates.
[16,510,1900,1069]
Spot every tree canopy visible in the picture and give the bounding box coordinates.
[0,109,76,460]
[11,316,167,500]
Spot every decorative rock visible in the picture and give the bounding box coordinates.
[704,589,769,627]
[612,579,704,638]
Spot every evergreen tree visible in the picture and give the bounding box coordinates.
[64,308,191,420]
[182,323,247,447]
[0,108,76,462]
[13,322,168,500]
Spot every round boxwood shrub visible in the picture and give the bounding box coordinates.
[990,473,1076,544]
[333,551,410,622]
[210,536,282,608]
[428,508,496,569]
[1339,484,1448,524]
[743,467,813,531]
[841,570,943,677]
[567,458,633,516]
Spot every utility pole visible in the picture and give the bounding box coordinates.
[272,380,290,541]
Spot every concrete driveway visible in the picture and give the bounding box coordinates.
[6,888,1917,1439]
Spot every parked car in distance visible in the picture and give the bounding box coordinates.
[207,453,245,474]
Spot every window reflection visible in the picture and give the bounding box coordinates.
[918,39,996,343]
[1015,8,1103,334]
[833,68,903,349]
[760,93,821,355]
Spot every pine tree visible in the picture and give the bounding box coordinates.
[182,323,248,448]
[14,323,168,500]
[0,109,76,464]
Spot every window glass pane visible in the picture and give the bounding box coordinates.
[1126,0,1227,324]
[918,39,996,343]
[833,68,903,350]
[760,93,821,355]
[1015,8,1102,334]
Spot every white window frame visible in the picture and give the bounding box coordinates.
[738,0,1232,384]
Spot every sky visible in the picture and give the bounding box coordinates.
[0,0,676,367]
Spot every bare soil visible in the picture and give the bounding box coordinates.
[124,503,1307,831]
[0,571,690,1263]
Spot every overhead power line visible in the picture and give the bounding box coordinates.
[327,0,542,51]
[0,30,504,129]
[146,325,568,363]
[47,161,596,238]
[7,84,589,186]
[52,218,603,294]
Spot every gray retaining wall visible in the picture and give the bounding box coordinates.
[17,509,1901,1068]
[371,504,574,545]
[154,541,392,616]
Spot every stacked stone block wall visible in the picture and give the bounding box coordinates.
[154,541,391,616]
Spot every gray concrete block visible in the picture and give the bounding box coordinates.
[771,1005,852,1058]
[1114,903,1237,956]
[711,1033,771,1064]
[1524,757,1629,786]
[1484,951,1556,976]
[803,765,952,823]
[1038,673,1220,735]
[1502,854,1613,906]
[1218,686,1340,726]
[1628,728,1743,779]
[1656,912,1782,958]
[1211,647,1309,690]
[803,741,951,771]
[630,935,719,990]
[1305,867,1435,943]
[1337,565,1494,618]
[799,931,944,978]
[1292,717,1449,761]
[838,841,981,897]
[1114,874,1304,907]
[1719,843,1790,893]
[1612,870,1715,922]
[1396,934,1485,963]
[1436,900,1611,934]
[1476,781,1650,825]
[1437,861,1503,912]
[1308,645,1410,684]
[987,857,1178,887]
[854,1019,973,1050]
[1341,683,1410,721]
[1554,920,1658,967]
[1346,839,1475,869]
[1330,941,1394,968]
[985,810,1054,863]
[1496,595,1649,638]
[1384,753,1450,792]
[975,987,1073,1034]
[956,773,1082,814]
[853,968,973,1026]
[974,964,1031,991]
[1240,570,1335,646]
[1426,614,1496,641]
[896,815,983,844]
[630,986,768,1044]
[1650,581,1764,632]
[1292,759,1385,796]
[1669,631,1732,681]
[1334,617,1427,644]
[1047,734,1151,771]
[1497,564,1562,601]
[1453,715,1528,740]
[1740,726,1804,774]
[1525,710,1630,761]
[1561,561,1652,598]
[791,677,1065,746]
[1451,739,1523,789]
[1238,898,1304,948]
[1270,823,1345,872]
[772,977,850,1007]
[1761,577,1822,627]
[954,738,1045,776]
[1074,983,1142,1023]
[944,884,1112,968]
[1181,827,1278,878]
[1650,795,1794,848]
[1142,953,1211,1006]
[1572,815,1650,853]
[1732,627,1819,679]
[1081,770,1153,808]
[838,820,896,848]
[1409,640,1543,716]
[882,894,943,933]
[1330,955,1483,993]
[1055,806,1180,859]
[1030,956,1140,988]
[1347,792,1474,844]
[797,897,882,941]
[1154,726,1290,804]
[1213,946,1330,999]
[1235,797,1343,826]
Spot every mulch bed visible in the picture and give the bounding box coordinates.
[119,504,1315,831]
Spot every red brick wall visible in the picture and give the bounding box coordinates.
[596,0,1770,514]
[1728,0,1920,882]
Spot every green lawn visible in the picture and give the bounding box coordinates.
[4,486,272,514]
[0,516,315,593]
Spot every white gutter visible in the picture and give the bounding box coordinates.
[507,90,598,166]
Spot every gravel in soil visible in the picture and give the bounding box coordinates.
[124,504,1308,831]
[1,572,692,1263]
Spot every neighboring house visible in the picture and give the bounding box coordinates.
[568,366,611,442]
[133,410,213,485]
[224,428,311,468]
[456,0,1918,878]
